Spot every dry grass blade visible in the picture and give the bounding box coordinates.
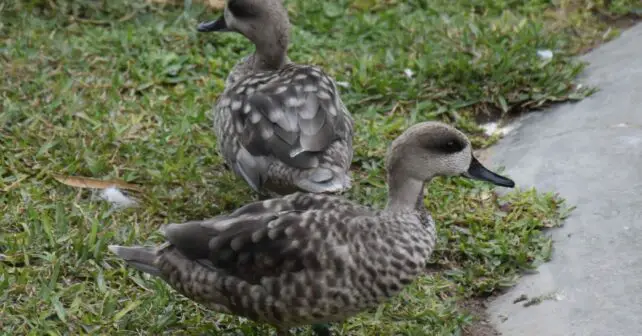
[52,174,144,192]
[147,0,224,10]
[2,174,30,192]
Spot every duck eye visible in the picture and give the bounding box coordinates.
[434,139,464,153]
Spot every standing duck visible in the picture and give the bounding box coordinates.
[198,0,354,196]
[108,121,515,335]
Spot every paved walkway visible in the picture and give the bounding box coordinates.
[485,23,642,336]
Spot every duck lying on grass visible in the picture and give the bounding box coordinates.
[199,0,354,197]
[108,121,515,335]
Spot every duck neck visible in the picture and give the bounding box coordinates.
[252,32,289,71]
[385,174,427,212]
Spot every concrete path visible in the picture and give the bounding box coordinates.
[484,23,642,336]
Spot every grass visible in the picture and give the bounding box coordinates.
[0,0,638,334]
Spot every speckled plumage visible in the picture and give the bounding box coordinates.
[109,121,516,335]
[154,193,431,326]
[214,62,354,196]
[200,0,354,196]
[111,193,433,334]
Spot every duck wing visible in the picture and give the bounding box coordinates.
[162,193,370,284]
[228,65,353,171]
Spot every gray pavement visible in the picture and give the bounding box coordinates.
[484,23,642,336]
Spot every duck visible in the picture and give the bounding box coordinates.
[197,0,354,197]
[108,121,515,335]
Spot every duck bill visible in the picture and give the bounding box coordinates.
[463,156,515,188]
[197,15,229,32]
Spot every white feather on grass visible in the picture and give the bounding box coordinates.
[480,121,518,137]
[536,49,554,60]
[100,187,137,209]
[403,68,414,79]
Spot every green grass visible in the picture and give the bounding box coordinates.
[0,0,638,334]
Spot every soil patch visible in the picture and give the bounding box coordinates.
[460,298,502,336]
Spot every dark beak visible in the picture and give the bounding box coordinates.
[197,15,229,32]
[462,156,515,188]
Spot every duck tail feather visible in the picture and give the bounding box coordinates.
[108,245,161,277]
